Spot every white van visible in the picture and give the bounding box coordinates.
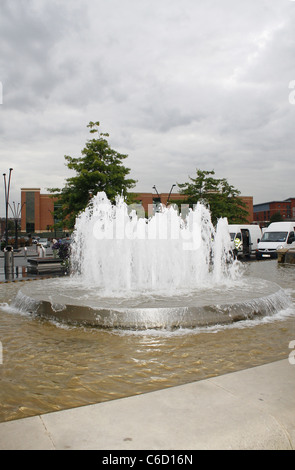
[256,222,295,259]
[228,224,262,258]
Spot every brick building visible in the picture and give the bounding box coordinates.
[253,198,295,227]
[21,188,59,234]
[132,192,253,223]
[20,188,253,233]
[238,196,253,224]
[20,189,187,233]
[131,192,186,215]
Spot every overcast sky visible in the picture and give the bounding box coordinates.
[1,0,295,216]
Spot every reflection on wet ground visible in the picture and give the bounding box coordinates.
[0,260,294,422]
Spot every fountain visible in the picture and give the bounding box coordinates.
[13,192,291,329]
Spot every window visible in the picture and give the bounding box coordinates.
[25,192,35,233]
[261,231,288,242]
[26,222,35,233]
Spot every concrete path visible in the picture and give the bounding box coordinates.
[0,359,294,450]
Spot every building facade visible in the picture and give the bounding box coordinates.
[132,193,253,223]
[253,198,295,227]
[20,188,253,234]
[131,192,186,215]
[21,188,58,234]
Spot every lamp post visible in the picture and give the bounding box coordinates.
[152,185,160,198]
[3,168,13,246]
[167,184,176,205]
[9,201,25,250]
[152,185,161,214]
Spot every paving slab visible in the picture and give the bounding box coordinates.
[0,359,294,450]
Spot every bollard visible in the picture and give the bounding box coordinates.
[37,243,42,257]
[4,245,14,279]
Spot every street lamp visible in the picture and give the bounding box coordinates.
[9,201,25,249]
[167,184,176,205]
[152,185,160,198]
[3,168,13,247]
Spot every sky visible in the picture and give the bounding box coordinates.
[1,0,295,216]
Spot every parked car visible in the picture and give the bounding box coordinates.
[256,222,295,259]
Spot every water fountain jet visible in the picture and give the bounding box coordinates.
[14,193,291,329]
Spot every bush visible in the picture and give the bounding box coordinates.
[52,240,71,262]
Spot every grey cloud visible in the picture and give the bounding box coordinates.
[0,0,88,111]
[1,0,295,214]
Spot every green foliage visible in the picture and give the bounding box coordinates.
[52,239,70,261]
[48,121,136,229]
[269,212,283,224]
[177,169,249,224]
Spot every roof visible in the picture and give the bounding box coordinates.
[254,198,295,208]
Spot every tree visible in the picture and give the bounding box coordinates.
[269,212,283,224]
[177,169,249,224]
[48,121,137,229]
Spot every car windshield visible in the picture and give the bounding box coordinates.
[261,231,288,242]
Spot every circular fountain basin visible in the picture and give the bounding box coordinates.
[13,276,291,330]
